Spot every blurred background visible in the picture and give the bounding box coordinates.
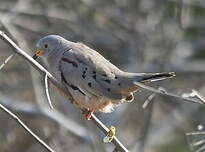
[0,0,205,152]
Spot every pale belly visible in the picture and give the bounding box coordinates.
[66,86,120,113]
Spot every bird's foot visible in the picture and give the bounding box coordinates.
[103,126,116,143]
[83,110,94,120]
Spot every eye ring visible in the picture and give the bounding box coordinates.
[44,44,48,48]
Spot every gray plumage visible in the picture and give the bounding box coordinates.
[34,35,175,112]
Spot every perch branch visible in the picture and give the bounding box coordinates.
[0,31,129,152]
[91,114,128,152]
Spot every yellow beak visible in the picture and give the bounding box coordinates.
[32,49,44,59]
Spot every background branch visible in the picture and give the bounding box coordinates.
[0,96,55,152]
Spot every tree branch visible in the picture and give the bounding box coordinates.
[0,97,55,152]
[0,31,129,152]
[0,53,15,70]
[133,82,205,105]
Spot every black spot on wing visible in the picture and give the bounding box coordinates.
[88,82,92,87]
[60,70,85,96]
[70,84,85,95]
[62,57,78,68]
[92,75,96,80]
[104,79,111,84]
[91,71,97,80]
[61,72,68,84]
[82,70,86,79]
[107,88,111,92]
[82,75,86,79]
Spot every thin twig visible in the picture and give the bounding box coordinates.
[139,101,154,152]
[0,53,15,70]
[45,74,54,109]
[186,131,205,152]
[0,31,129,152]
[186,132,205,136]
[142,93,156,109]
[133,82,205,105]
[0,101,55,152]
[192,90,205,104]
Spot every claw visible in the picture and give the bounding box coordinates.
[103,126,116,143]
[85,110,94,120]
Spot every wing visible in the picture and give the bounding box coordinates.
[59,47,122,100]
[71,42,122,76]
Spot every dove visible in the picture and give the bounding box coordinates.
[33,35,175,119]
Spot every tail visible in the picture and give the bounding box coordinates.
[119,72,175,102]
[137,72,175,82]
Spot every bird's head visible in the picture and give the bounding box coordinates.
[32,35,63,59]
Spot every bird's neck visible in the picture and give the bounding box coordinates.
[46,49,64,81]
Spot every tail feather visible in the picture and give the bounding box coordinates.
[138,72,175,82]
[119,72,175,93]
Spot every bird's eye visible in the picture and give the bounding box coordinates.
[44,44,48,48]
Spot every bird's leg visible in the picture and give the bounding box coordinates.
[103,126,116,143]
[85,110,94,120]
[81,109,94,120]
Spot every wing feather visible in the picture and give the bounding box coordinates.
[60,46,122,100]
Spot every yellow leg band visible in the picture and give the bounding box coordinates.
[103,126,116,143]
